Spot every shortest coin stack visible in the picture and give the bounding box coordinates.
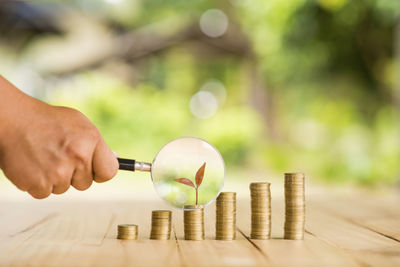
[150,210,172,240]
[250,182,271,240]
[284,172,305,240]
[216,192,236,240]
[117,224,138,240]
[184,205,204,241]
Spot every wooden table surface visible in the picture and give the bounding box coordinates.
[0,186,399,267]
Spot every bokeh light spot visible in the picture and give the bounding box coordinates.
[199,9,229,38]
[200,79,227,106]
[190,91,218,119]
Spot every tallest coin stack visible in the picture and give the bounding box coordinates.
[284,173,305,240]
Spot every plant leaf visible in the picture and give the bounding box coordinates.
[173,178,195,188]
[195,162,206,188]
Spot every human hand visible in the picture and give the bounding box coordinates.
[0,76,118,198]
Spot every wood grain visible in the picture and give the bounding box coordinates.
[0,189,399,267]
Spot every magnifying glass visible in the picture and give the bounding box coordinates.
[117,137,225,209]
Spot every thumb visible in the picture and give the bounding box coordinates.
[92,137,118,183]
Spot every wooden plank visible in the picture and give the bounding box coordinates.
[310,193,400,242]
[236,197,360,267]
[0,204,113,267]
[0,202,59,266]
[90,201,182,267]
[0,202,57,237]
[0,201,182,267]
[307,197,400,266]
[0,187,398,267]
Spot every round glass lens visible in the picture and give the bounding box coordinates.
[151,137,225,209]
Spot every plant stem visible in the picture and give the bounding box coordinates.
[195,187,198,206]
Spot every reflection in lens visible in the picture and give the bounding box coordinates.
[151,137,225,209]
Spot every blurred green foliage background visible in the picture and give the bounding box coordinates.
[1,0,399,186]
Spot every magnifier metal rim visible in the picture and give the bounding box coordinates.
[150,136,225,210]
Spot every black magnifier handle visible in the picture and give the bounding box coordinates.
[118,158,136,171]
[117,158,152,172]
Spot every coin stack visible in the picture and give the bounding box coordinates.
[117,224,138,240]
[250,182,271,239]
[184,205,204,241]
[284,172,305,240]
[150,210,172,240]
[216,192,236,240]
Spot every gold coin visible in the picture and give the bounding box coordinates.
[117,224,138,240]
[217,192,236,198]
[184,207,205,241]
[215,192,236,240]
